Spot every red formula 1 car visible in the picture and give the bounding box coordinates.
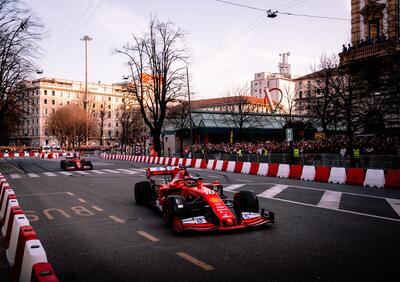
[60,155,93,170]
[134,166,274,232]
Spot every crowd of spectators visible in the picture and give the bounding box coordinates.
[188,135,400,156]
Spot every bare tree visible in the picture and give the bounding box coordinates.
[223,84,258,142]
[119,106,146,151]
[0,0,43,137]
[47,105,97,149]
[115,17,188,155]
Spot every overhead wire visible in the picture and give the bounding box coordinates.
[215,0,350,21]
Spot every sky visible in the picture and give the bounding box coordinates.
[25,0,351,100]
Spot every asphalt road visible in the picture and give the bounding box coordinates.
[1,156,400,282]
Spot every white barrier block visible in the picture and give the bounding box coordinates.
[170,157,176,165]
[158,157,164,164]
[20,240,48,282]
[257,163,269,176]
[177,158,183,166]
[4,153,9,158]
[2,198,19,236]
[215,160,224,171]
[301,165,316,181]
[149,157,154,163]
[328,167,346,184]
[364,169,385,188]
[0,189,15,220]
[195,159,202,168]
[207,160,215,170]
[277,164,290,178]
[6,215,30,266]
[241,162,251,174]
[185,158,192,167]
[226,161,236,173]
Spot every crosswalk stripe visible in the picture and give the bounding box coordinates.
[74,171,89,175]
[43,172,57,177]
[257,184,288,198]
[386,198,400,217]
[91,170,105,174]
[27,173,39,178]
[224,184,246,191]
[115,169,138,174]
[10,174,21,179]
[317,191,342,210]
[102,169,120,174]
[59,171,73,176]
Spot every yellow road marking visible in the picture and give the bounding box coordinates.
[176,252,215,271]
[108,215,126,224]
[137,231,159,242]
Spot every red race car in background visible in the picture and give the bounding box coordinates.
[60,155,93,170]
[134,166,274,232]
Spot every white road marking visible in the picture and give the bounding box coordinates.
[102,169,120,174]
[224,184,246,191]
[19,192,72,197]
[91,205,104,211]
[27,173,39,178]
[78,198,87,203]
[75,171,89,175]
[10,174,21,179]
[257,184,288,198]
[137,231,159,242]
[258,195,400,223]
[234,178,253,182]
[115,169,138,174]
[386,198,400,217]
[318,191,342,210]
[90,170,105,174]
[59,171,73,176]
[43,172,57,177]
[108,215,126,224]
[176,252,215,271]
[67,192,75,196]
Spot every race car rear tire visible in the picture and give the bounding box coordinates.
[134,181,152,205]
[233,190,259,217]
[85,161,93,170]
[163,195,187,227]
[60,160,66,169]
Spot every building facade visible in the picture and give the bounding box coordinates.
[13,78,132,147]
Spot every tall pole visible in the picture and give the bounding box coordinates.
[186,65,194,145]
[81,35,92,146]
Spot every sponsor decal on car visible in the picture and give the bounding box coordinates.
[182,216,207,224]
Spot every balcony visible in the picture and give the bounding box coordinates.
[339,41,400,64]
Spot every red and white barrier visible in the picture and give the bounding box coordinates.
[207,160,215,170]
[241,162,251,174]
[19,240,48,282]
[364,169,385,188]
[226,161,236,173]
[215,160,224,171]
[301,165,316,181]
[31,262,59,281]
[277,164,290,178]
[329,167,347,184]
[6,215,30,265]
[2,198,19,234]
[0,189,16,222]
[3,206,24,248]
[257,163,269,176]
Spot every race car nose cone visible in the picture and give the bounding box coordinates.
[225,218,233,226]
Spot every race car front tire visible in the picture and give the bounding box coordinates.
[134,181,152,205]
[233,190,259,218]
[85,161,93,170]
[163,195,187,227]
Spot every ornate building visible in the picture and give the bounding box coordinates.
[339,0,400,134]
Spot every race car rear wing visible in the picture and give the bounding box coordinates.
[146,166,181,179]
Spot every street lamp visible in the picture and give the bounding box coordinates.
[81,35,92,146]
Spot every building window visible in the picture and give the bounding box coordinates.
[93,103,95,108]
[44,99,47,104]
[108,97,111,101]
[116,131,119,136]
[44,90,47,95]
[368,68,380,92]
[108,122,111,127]
[122,98,125,103]
[108,105,111,109]
[115,97,118,102]
[52,90,55,96]
[108,112,111,118]
[45,108,47,114]
[369,19,380,41]
[116,122,119,127]
[108,130,112,136]
[101,104,103,109]
[67,101,70,105]
[52,100,55,105]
